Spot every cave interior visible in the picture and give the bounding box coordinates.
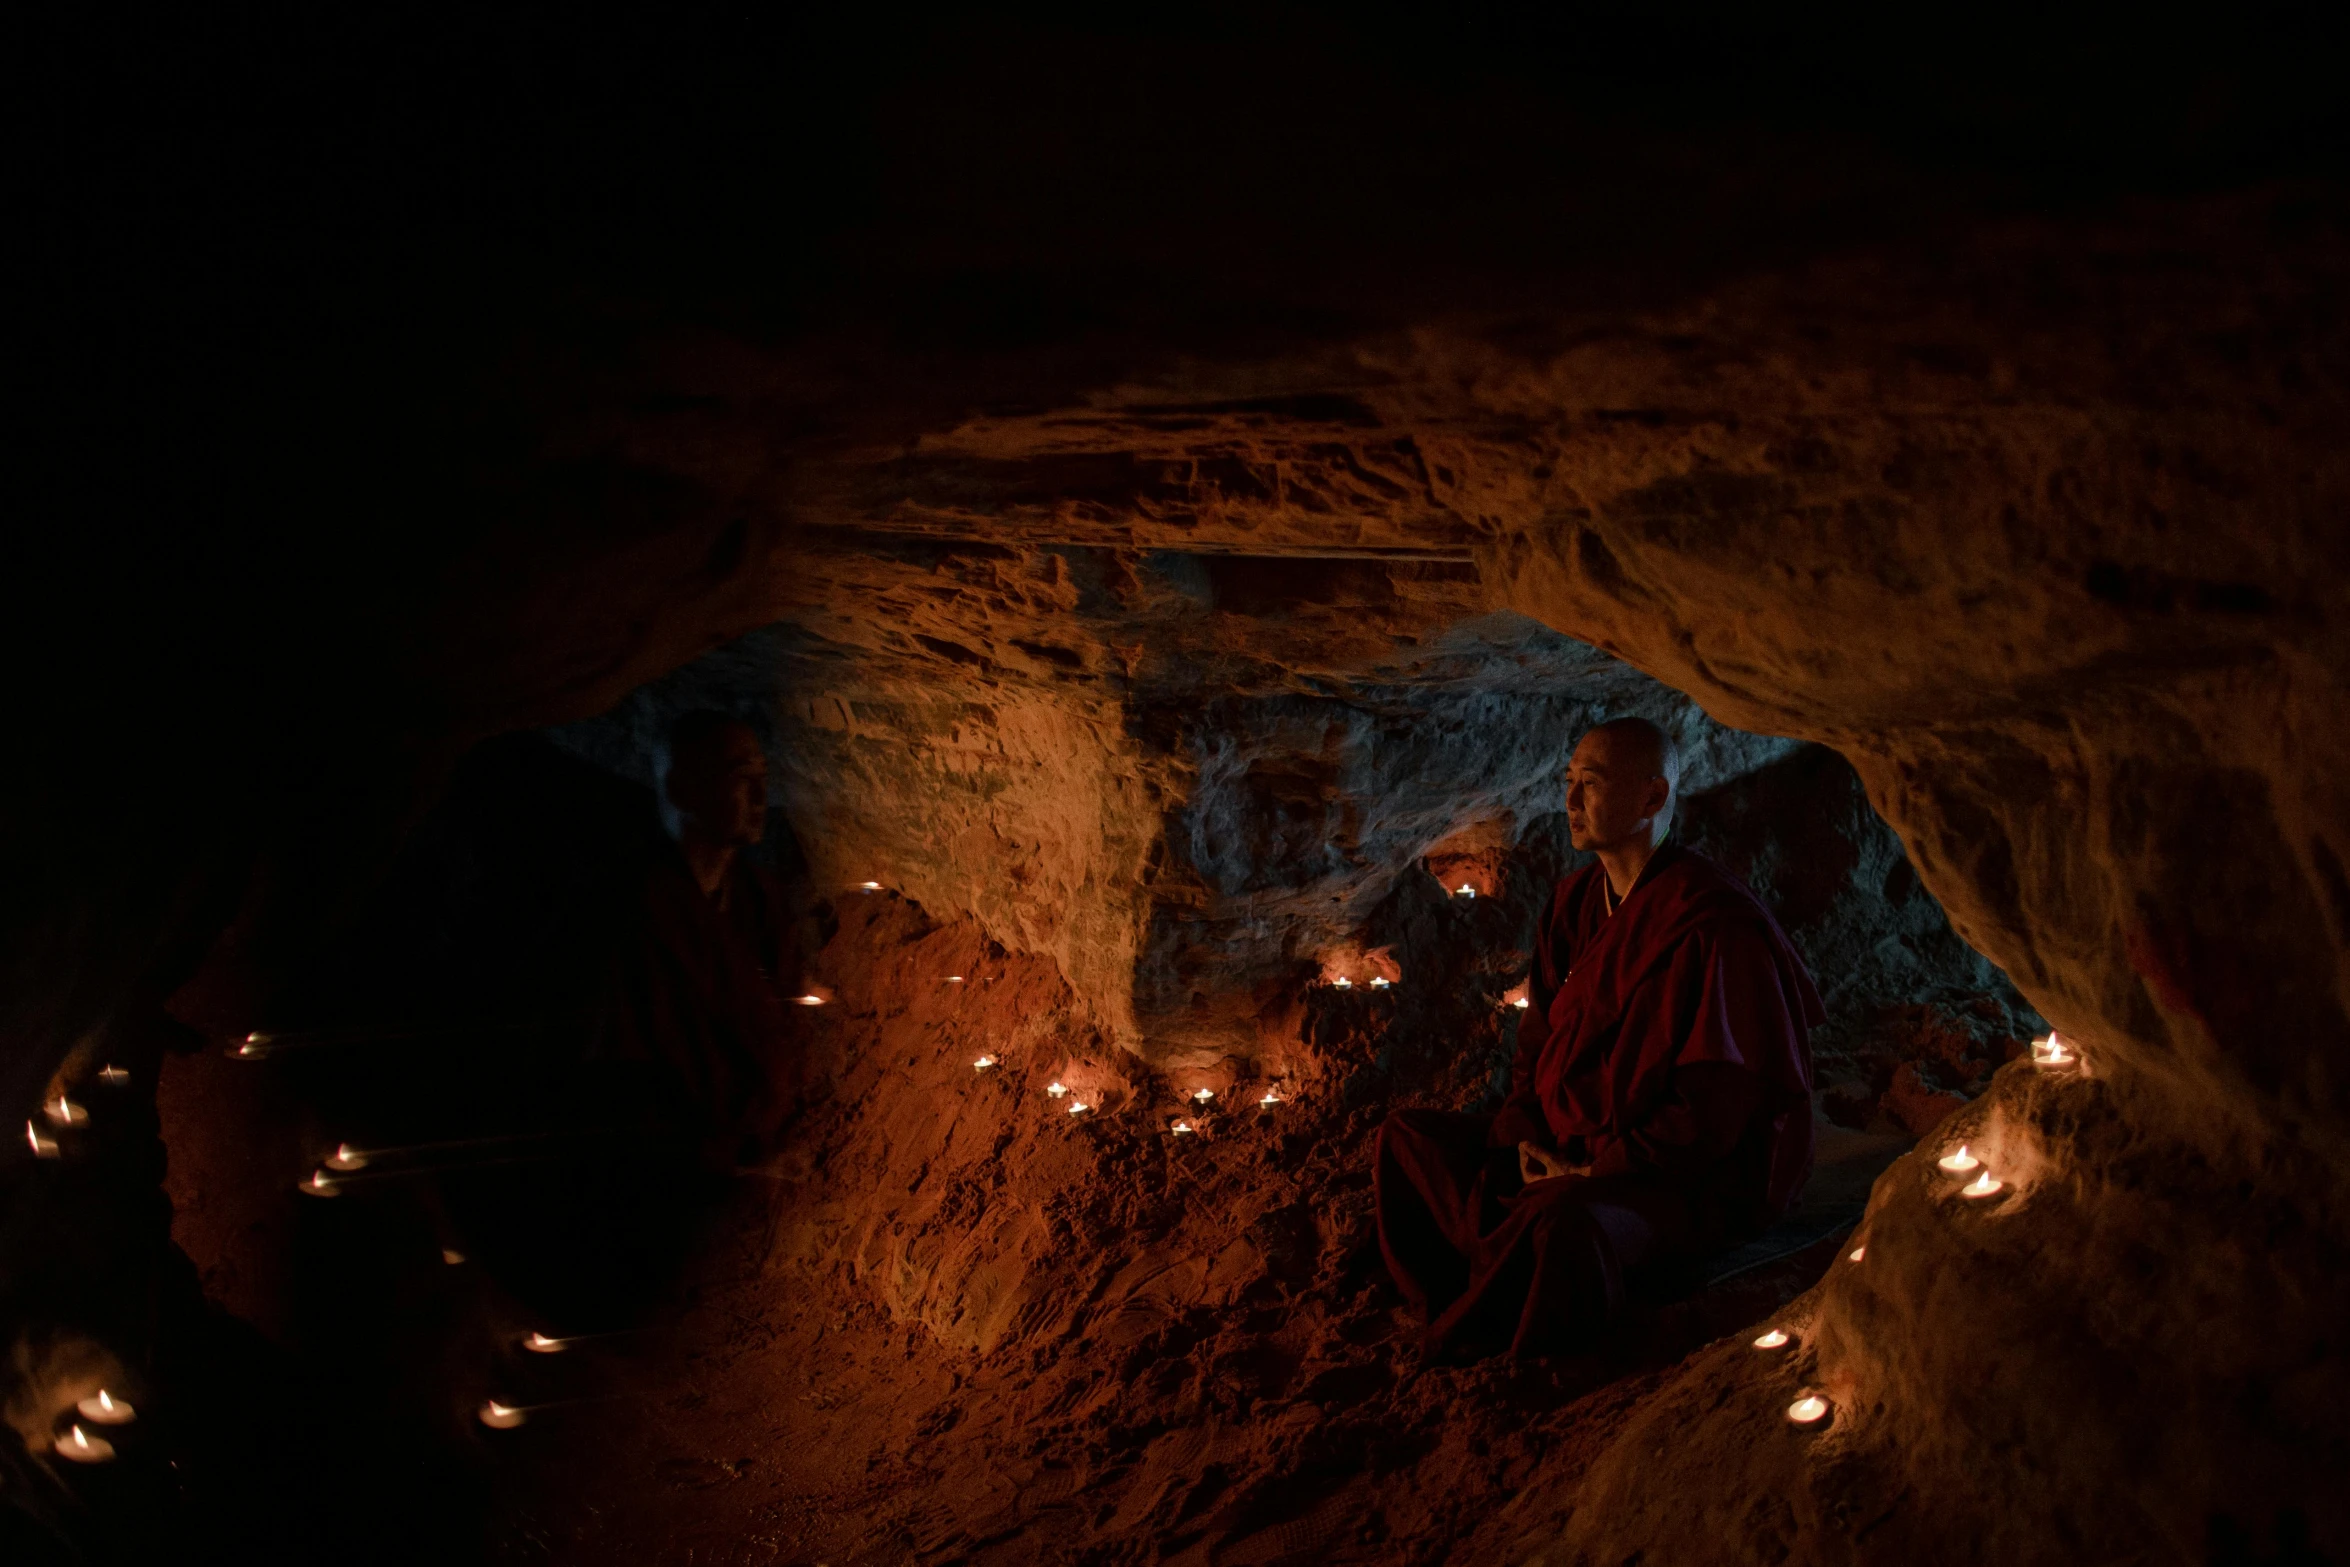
[8,9,2350,1565]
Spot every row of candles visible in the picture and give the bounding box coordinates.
[21,1066,144,1460]
[1749,1031,2082,1431]
[24,1066,132,1159]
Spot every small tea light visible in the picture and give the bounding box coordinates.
[478,1399,526,1430]
[326,1142,369,1171]
[1454,884,1476,898]
[442,1249,466,1266]
[56,1424,115,1463]
[523,1332,566,1354]
[1961,1170,2005,1199]
[945,975,965,984]
[1848,1245,1866,1262]
[236,1032,272,1059]
[77,1390,135,1425]
[1191,1087,1214,1103]
[97,1065,130,1086]
[1332,977,1352,989]
[2031,1032,2077,1067]
[299,1170,341,1198]
[1258,1090,1283,1107]
[1369,977,1391,989]
[26,1121,60,1159]
[1752,1329,1790,1350]
[1068,1101,1091,1116]
[1936,1144,1980,1175]
[859,881,883,891]
[1046,1081,1068,1098]
[1170,1120,1194,1136]
[1512,996,1531,1010]
[44,1097,87,1128]
[794,994,826,1007]
[1786,1394,1831,1427]
[973,1056,996,1071]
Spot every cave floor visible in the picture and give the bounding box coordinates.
[473,904,1899,1565]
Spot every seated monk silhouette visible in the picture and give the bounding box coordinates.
[1375,716,1821,1359]
[606,711,810,1168]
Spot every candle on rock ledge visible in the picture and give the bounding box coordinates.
[1786,1394,1830,1427]
[76,1390,135,1425]
[1332,977,1352,989]
[1370,977,1391,989]
[1848,1245,1866,1262]
[56,1424,114,1462]
[326,1142,369,1171]
[97,1065,130,1086]
[857,881,883,892]
[44,1096,87,1127]
[1192,1088,1214,1103]
[236,1032,271,1059]
[27,1121,60,1159]
[945,975,965,984]
[1170,1120,1194,1136]
[794,993,826,1007]
[1454,884,1475,898]
[973,1056,996,1071]
[1068,1101,1091,1116]
[478,1400,526,1430]
[1512,996,1530,1010]
[524,1332,566,1354]
[2031,1032,2077,1067]
[1258,1090,1283,1108]
[300,1170,340,1198]
[1752,1329,1789,1350]
[1936,1144,1980,1175]
[1961,1169,2005,1199]
[1046,1081,1068,1098]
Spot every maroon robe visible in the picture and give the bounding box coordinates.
[606,846,807,1165]
[1376,843,1821,1358]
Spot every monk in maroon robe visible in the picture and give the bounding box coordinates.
[606,712,810,1167]
[1376,717,1821,1359]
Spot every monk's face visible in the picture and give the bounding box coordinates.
[667,723,768,848]
[1564,730,1671,853]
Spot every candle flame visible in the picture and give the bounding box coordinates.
[1786,1394,1830,1426]
[1936,1144,1980,1174]
[1753,1328,1790,1349]
[70,1426,91,1450]
[794,994,826,1006]
[973,1056,995,1070]
[1849,1245,1866,1262]
[327,1142,369,1171]
[1370,976,1391,989]
[1512,996,1531,1009]
[1259,1091,1282,1107]
[946,975,965,983]
[1046,1081,1067,1097]
[478,1399,527,1429]
[1962,1170,2005,1199]
[1068,1101,1090,1115]
[2031,1032,2076,1066]
[1455,884,1475,898]
[859,881,883,891]
[26,1120,60,1158]
[524,1332,566,1354]
[1171,1120,1193,1135]
[1333,977,1352,989]
[1192,1087,1214,1102]
[45,1096,87,1127]
[98,1391,116,1412]
[301,1170,340,1197]
[98,1065,130,1085]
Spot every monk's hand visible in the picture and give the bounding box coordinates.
[1518,1141,1572,1185]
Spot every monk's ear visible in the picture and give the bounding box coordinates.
[1646,775,1673,821]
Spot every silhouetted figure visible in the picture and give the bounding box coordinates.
[607,712,811,1167]
[1376,717,1820,1359]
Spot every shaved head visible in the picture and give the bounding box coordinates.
[1584,716,1681,798]
[1565,716,1681,857]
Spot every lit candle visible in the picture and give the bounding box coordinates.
[1752,1329,1789,1350]
[523,1332,566,1354]
[478,1399,526,1430]
[442,1249,466,1266]
[1068,1101,1091,1116]
[236,1032,272,1059]
[1370,977,1391,989]
[1786,1394,1830,1426]
[1046,1081,1068,1098]
[1455,884,1476,898]
[326,1142,369,1171]
[1848,1245,1866,1262]
[794,994,826,1006]
[1512,996,1531,1010]
[1259,1091,1282,1107]
[858,880,883,892]
[44,1097,87,1127]
[1170,1120,1194,1136]
[97,1065,130,1086]
[1961,1170,2005,1199]
[2031,1032,2076,1067]
[300,1170,340,1198]
[76,1390,135,1425]
[1192,1088,1214,1103]
[1333,977,1352,989]
[55,1424,115,1462]
[945,975,965,984]
[973,1055,996,1071]
[1936,1144,1980,1175]
[26,1121,60,1159]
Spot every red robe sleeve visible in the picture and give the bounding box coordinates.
[1584,923,1786,1181]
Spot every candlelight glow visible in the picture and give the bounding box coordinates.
[973,1055,996,1071]
[300,1170,340,1198]
[1068,1101,1091,1115]
[326,1142,369,1171]
[1513,996,1531,1010]
[56,1424,115,1462]
[1849,1245,1866,1262]
[794,994,826,1006]
[1047,1081,1068,1097]
[1370,976,1391,989]
[478,1399,526,1430]
[97,1065,130,1085]
[1171,1120,1194,1135]
[1786,1394,1830,1426]
[1962,1170,2005,1199]
[946,975,965,984]
[26,1121,59,1158]
[858,880,883,891]
[524,1332,567,1354]
[45,1096,87,1127]
[1192,1087,1214,1102]
[1753,1329,1790,1350]
[2031,1032,2077,1067]
[1455,883,1475,898]
[1259,1091,1283,1107]
[1936,1144,1980,1174]
[1333,976,1352,989]
[77,1390,135,1424]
